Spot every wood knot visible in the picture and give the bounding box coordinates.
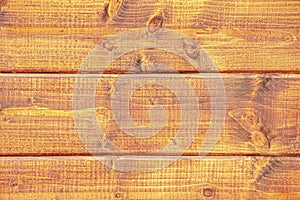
[108,0,123,19]
[228,108,270,148]
[11,182,17,187]
[99,0,123,23]
[0,0,8,11]
[114,192,123,199]
[100,3,110,22]
[2,115,13,122]
[250,130,269,148]
[228,108,261,131]
[203,188,214,197]
[252,75,287,100]
[244,112,259,128]
[147,11,164,34]
[9,180,18,187]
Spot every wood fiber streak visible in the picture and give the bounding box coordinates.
[0,0,299,72]
[0,74,299,156]
[0,156,299,199]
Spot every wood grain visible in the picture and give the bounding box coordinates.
[0,156,299,199]
[0,27,298,73]
[0,0,299,72]
[1,0,299,28]
[0,73,299,156]
[0,0,299,199]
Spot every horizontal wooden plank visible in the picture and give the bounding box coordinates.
[0,73,299,156]
[0,156,299,199]
[0,27,298,73]
[0,0,299,72]
[1,0,299,28]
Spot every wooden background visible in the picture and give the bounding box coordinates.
[0,0,299,199]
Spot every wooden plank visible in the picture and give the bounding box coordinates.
[0,0,299,72]
[0,73,299,156]
[1,0,299,28]
[0,156,299,199]
[0,27,298,73]
[0,0,299,199]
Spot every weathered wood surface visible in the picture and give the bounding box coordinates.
[0,73,299,156]
[0,0,299,72]
[0,0,299,199]
[1,0,299,28]
[0,27,298,73]
[0,156,299,199]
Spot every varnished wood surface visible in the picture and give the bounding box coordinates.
[0,73,299,156]
[0,156,300,199]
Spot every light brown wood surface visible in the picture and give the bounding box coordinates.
[0,0,300,199]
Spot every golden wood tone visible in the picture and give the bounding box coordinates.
[0,0,299,199]
[0,74,299,156]
[0,156,300,199]
[0,27,298,73]
[0,0,299,72]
